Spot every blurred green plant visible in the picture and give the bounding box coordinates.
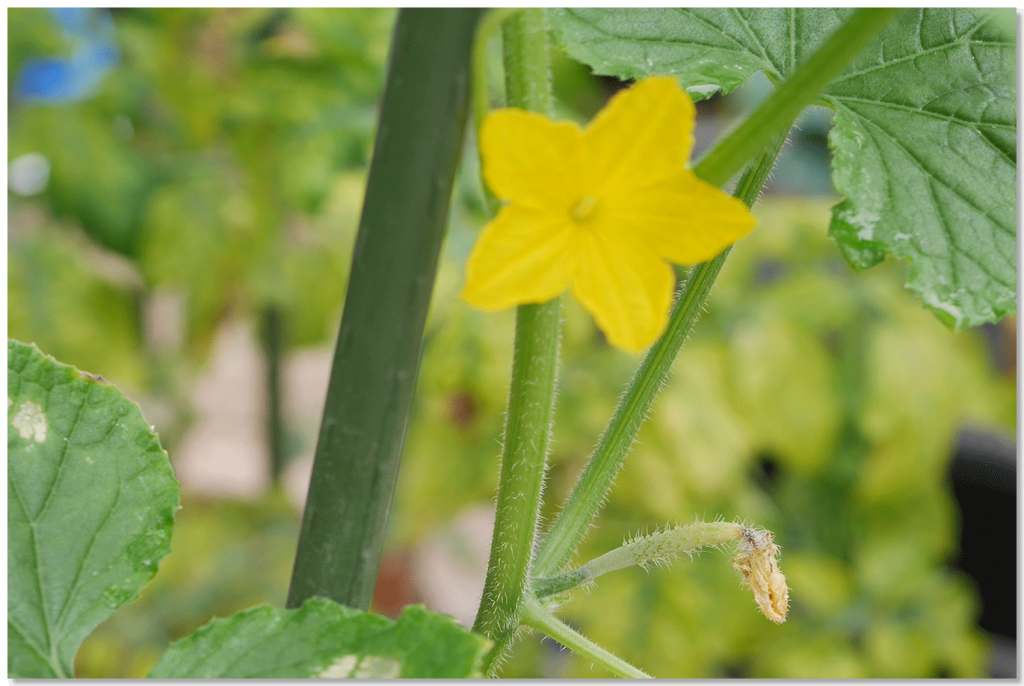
[9,9,392,447]
[7,7,1015,680]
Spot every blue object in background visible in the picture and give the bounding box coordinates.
[15,8,119,103]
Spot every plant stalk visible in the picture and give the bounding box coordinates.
[534,520,743,599]
[471,8,560,675]
[286,8,484,611]
[472,7,522,218]
[520,595,652,679]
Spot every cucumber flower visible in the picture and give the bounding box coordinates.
[462,76,756,352]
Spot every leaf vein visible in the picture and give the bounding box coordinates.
[726,8,774,69]
[832,95,1015,166]
[52,476,124,636]
[831,32,1007,84]
[8,618,58,675]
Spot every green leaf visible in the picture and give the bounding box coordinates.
[825,10,1015,330]
[8,340,180,678]
[548,8,1016,329]
[148,599,491,678]
[547,8,853,97]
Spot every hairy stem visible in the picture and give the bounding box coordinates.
[520,595,652,679]
[471,8,560,675]
[534,520,743,599]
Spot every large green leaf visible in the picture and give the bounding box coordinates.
[548,8,1016,329]
[8,340,180,677]
[148,599,490,678]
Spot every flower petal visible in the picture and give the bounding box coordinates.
[571,226,675,353]
[581,76,695,196]
[461,204,577,312]
[481,109,584,209]
[607,172,757,265]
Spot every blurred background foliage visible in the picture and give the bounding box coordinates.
[9,7,387,378]
[7,7,1015,679]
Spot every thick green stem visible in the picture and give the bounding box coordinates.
[472,300,560,655]
[521,596,652,679]
[693,8,900,187]
[472,9,559,675]
[533,8,899,580]
[286,8,483,611]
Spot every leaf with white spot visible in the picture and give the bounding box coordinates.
[147,599,490,678]
[548,8,1016,329]
[7,340,180,678]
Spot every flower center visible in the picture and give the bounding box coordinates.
[571,196,599,222]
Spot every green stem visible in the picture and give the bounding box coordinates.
[472,9,518,131]
[472,7,522,217]
[534,520,742,599]
[693,8,900,187]
[472,300,560,654]
[521,595,652,679]
[286,8,484,611]
[472,9,560,675]
[499,9,555,117]
[533,137,785,579]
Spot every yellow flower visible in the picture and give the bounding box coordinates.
[461,76,756,353]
